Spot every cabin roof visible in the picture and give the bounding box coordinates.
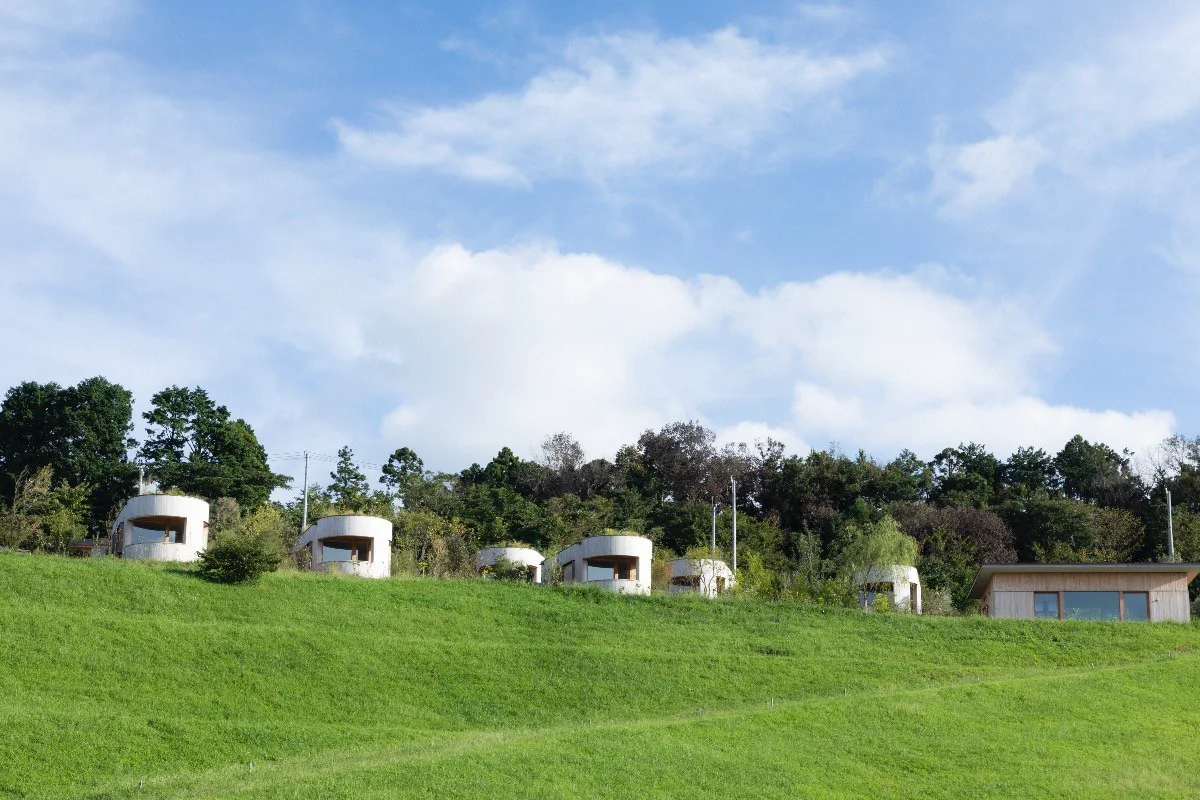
[968,562,1200,599]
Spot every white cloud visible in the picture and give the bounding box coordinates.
[0,0,130,48]
[928,134,1045,215]
[0,8,1178,486]
[926,8,1200,223]
[334,26,888,185]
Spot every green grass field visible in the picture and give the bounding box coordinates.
[2,553,1199,799]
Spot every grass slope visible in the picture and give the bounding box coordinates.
[2,553,1199,799]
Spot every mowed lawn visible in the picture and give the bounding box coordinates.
[2,554,1199,798]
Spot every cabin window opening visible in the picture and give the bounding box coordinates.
[1122,592,1149,622]
[1034,592,1059,619]
[129,517,187,546]
[1063,591,1120,621]
[561,560,575,582]
[320,537,372,563]
[586,556,636,582]
[671,575,701,588]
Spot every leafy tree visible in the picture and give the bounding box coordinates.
[1054,434,1143,508]
[929,443,1001,508]
[0,377,136,532]
[0,466,88,552]
[380,446,425,504]
[836,515,919,576]
[138,386,288,507]
[1003,446,1058,497]
[637,421,719,503]
[328,446,370,511]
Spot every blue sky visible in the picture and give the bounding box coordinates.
[1,1,1197,486]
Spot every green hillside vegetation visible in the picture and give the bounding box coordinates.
[4,554,1200,799]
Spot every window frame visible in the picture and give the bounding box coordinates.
[1031,590,1150,621]
[319,536,373,564]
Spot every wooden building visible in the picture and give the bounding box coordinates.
[969,563,1200,622]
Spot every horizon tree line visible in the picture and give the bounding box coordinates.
[1,376,1198,608]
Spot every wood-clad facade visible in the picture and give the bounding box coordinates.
[969,564,1200,623]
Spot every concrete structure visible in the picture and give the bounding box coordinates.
[969,563,1200,622]
[476,546,545,583]
[556,534,652,595]
[854,565,922,613]
[297,514,392,579]
[668,557,735,598]
[111,494,210,562]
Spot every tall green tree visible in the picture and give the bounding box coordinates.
[1054,434,1143,508]
[138,386,288,508]
[0,377,136,531]
[328,446,370,510]
[380,446,424,504]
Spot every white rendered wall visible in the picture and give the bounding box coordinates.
[667,558,735,598]
[854,565,921,613]
[476,546,545,583]
[297,515,393,579]
[555,535,652,595]
[112,494,210,563]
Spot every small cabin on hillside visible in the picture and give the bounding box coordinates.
[556,534,652,595]
[476,546,545,583]
[968,563,1200,622]
[854,565,921,613]
[111,494,210,562]
[668,558,734,598]
[297,515,393,579]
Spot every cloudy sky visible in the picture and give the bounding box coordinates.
[1,1,1197,485]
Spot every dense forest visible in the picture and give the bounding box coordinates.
[2,377,1198,609]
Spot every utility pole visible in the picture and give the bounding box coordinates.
[711,499,717,558]
[138,466,144,495]
[1167,487,1175,562]
[301,452,310,532]
[731,477,738,575]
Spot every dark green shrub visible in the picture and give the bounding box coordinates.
[197,536,282,584]
[482,556,532,582]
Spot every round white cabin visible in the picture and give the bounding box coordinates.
[555,535,652,595]
[111,494,210,562]
[297,515,392,579]
[854,565,921,613]
[668,557,735,598]
[476,546,545,583]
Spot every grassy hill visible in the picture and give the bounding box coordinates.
[2,553,1199,799]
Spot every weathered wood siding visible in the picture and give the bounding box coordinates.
[1150,590,1191,622]
[990,591,1033,619]
[989,572,1187,592]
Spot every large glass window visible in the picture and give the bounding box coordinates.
[1063,591,1120,621]
[1034,592,1059,619]
[585,557,636,582]
[129,517,186,545]
[587,560,615,581]
[320,538,370,562]
[1123,592,1149,622]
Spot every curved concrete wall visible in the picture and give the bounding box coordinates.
[668,558,735,598]
[476,546,545,583]
[112,494,210,562]
[297,515,393,579]
[854,565,921,613]
[555,535,652,595]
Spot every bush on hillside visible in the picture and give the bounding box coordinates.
[482,556,532,582]
[196,536,282,584]
[921,587,957,616]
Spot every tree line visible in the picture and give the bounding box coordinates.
[2,376,1198,609]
